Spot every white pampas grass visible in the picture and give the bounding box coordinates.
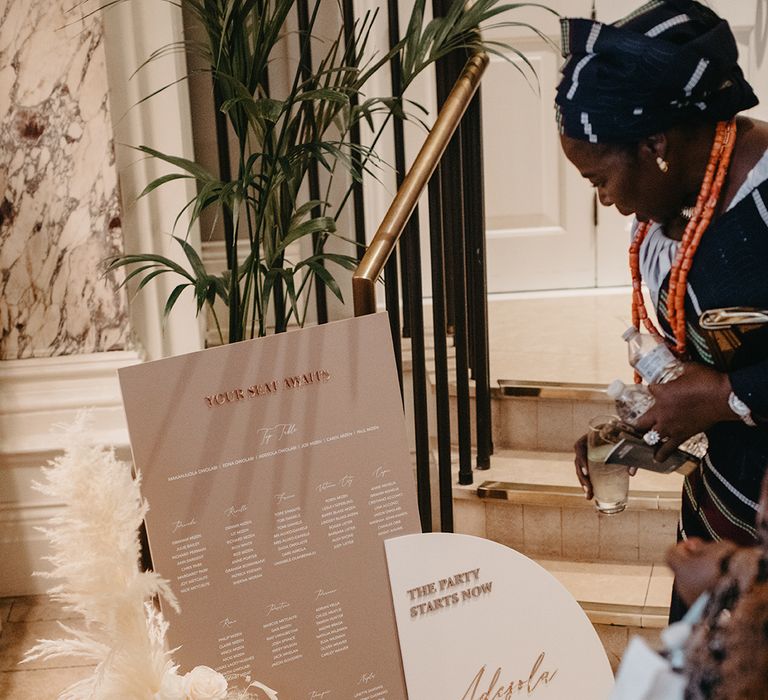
[22,413,277,700]
[22,412,179,698]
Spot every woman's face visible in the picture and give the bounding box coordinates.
[560,134,680,223]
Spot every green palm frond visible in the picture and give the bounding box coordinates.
[104,0,557,341]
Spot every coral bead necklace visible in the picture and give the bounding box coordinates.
[629,119,737,366]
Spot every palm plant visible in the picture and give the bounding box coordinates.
[106,0,554,343]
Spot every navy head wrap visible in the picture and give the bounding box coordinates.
[555,0,758,144]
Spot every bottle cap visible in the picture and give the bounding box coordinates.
[606,379,626,399]
[622,326,638,341]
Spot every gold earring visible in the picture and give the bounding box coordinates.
[656,156,669,173]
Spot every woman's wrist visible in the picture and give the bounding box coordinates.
[727,389,757,426]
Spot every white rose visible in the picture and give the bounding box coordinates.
[183,666,228,700]
[154,669,186,700]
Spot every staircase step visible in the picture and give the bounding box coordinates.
[492,387,616,452]
[434,382,616,453]
[452,450,681,564]
[497,379,611,400]
[447,450,674,671]
[455,449,683,509]
[537,557,672,629]
[411,346,622,452]
[434,378,620,452]
[541,557,668,671]
[433,293,670,669]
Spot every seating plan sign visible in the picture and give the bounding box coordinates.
[119,313,420,698]
[385,533,614,699]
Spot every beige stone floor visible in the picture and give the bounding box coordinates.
[487,287,636,385]
[0,596,94,699]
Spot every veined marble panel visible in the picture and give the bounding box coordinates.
[0,0,129,359]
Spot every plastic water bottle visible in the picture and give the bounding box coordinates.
[606,379,655,424]
[606,378,709,459]
[622,326,684,384]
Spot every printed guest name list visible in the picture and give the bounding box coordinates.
[118,313,420,698]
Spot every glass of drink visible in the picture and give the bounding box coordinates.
[587,415,630,514]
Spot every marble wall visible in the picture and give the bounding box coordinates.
[0,0,129,359]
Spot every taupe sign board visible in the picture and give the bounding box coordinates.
[119,313,420,698]
[385,533,614,699]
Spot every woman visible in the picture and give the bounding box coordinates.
[665,469,768,699]
[556,0,768,621]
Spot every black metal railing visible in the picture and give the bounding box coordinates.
[206,0,494,534]
[352,0,493,533]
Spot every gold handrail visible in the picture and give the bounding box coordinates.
[352,51,489,316]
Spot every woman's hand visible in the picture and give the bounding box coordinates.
[574,434,593,500]
[634,362,734,462]
[574,431,638,501]
[666,537,738,607]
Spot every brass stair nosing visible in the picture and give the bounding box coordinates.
[475,481,682,509]
[497,379,611,402]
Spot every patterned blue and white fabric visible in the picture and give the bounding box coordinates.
[555,0,758,143]
[643,176,768,553]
